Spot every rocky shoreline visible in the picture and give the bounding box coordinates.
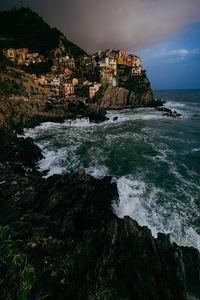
[0,101,199,299]
[0,96,108,132]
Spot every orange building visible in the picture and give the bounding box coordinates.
[59,82,74,97]
[118,50,127,58]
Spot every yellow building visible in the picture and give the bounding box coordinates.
[6,48,16,60]
[117,57,123,65]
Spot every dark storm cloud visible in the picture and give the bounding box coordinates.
[1,0,200,52]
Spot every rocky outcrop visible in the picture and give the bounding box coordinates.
[0,128,199,300]
[99,84,154,108]
[0,96,45,129]
[98,85,130,108]
[128,85,154,106]
[0,97,108,131]
[98,72,154,109]
[156,106,182,118]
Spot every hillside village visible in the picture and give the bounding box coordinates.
[2,48,142,101]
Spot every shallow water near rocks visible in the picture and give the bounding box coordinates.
[24,90,200,250]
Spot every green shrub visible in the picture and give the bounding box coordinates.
[0,225,36,300]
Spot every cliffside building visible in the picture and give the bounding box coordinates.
[89,82,101,99]
[2,48,44,65]
[59,82,74,98]
[100,70,117,87]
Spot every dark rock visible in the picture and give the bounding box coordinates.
[0,128,43,166]
[0,128,199,300]
[148,98,165,107]
[156,106,182,118]
[0,97,108,133]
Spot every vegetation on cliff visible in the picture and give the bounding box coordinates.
[0,51,48,99]
[118,70,151,93]
[0,226,36,300]
[0,77,27,98]
[0,7,86,58]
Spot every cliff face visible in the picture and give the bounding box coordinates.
[0,61,49,128]
[99,85,153,108]
[98,72,154,109]
[0,131,200,299]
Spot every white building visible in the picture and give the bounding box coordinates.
[132,66,142,76]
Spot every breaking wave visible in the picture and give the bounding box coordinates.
[23,91,200,251]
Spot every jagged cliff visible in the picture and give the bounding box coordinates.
[97,71,154,108]
[0,129,200,299]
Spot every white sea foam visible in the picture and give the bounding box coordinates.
[114,177,145,218]
[165,101,186,108]
[24,108,164,132]
[164,101,190,117]
[192,148,200,152]
[113,175,200,251]
[85,165,109,179]
[36,148,68,177]
[61,109,164,128]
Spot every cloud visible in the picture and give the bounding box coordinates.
[163,48,200,61]
[169,49,189,56]
[1,0,200,52]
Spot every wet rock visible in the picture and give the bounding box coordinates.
[0,128,199,300]
[156,106,182,118]
[0,97,107,132]
[148,98,166,107]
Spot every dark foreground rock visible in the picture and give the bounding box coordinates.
[0,128,199,300]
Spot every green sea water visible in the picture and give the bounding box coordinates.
[24,90,200,250]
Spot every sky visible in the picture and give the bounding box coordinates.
[0,0,200,89]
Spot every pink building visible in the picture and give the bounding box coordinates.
[89,83,101,99]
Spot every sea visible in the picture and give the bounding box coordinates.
[23,90,200,250]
